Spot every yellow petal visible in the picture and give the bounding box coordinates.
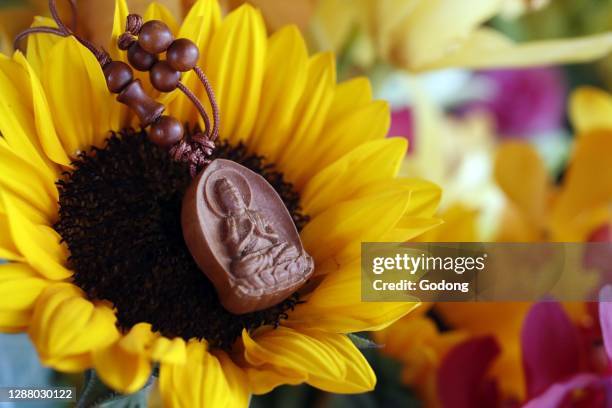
[212,351,251,408]
[309,0,359,53]
[117,323,157,355]
[496,202,542,242]
[0,311,32,333]
[289,259,420,333]
[163,0,221,123]
[244,365,306,394]
[179,0,222,41]
[29,283,119,372]
[15,52,71,167]
[159,340,236,408]
[206,5,266,144]
[151,336,187,365]
[396,179,443,218]
[314,331,377,393]
[293,101,391,187]
[143,2,179,34]
[551,130,612,240]
[301,138,407,216]
[418,204,479,242]
[393,0,501,69]
[243,327,375,393]
[242,327,344,380]
[300,183,425,265]
[110,0,130,61]
[413,28,612,71]
[0,214,22,261]
[569,87,612,134]
[329,77,372,119]
[382,215,443,242]
[276,52,336,179]
[249,25,308,160]
[43,37,118,157]
[494,141,550,226]
[0,263,50,332]
[0,142,58,222]
[0,54,57,175]
[369,0,421,56]
[25,17,61,79]
[1,190,71,280]
[93,339,152,394]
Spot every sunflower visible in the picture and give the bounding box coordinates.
[0,0,441,405]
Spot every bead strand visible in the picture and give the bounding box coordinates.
[114,16,218,165]
[15,2,219,176]
[114,17,189,149]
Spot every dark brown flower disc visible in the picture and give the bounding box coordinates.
[149,115,184,148]
[103,61,133,94]
[150,61,181,92]
[166,38,199,72]
[182,159,314,314]
[128,42,157,72]
[138,20,174,54]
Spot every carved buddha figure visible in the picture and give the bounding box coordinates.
[215,178,313,288]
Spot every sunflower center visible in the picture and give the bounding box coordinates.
[55,129,309,349]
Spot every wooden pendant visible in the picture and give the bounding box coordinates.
[182,159,314,314]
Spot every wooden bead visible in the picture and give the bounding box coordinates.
[128,42,157,72]
[103,61,133,93]
[117,79,165,126]
[149,115,184,148]
[166,38,199,72]
[150,61,181,92]
[138,20,174,54]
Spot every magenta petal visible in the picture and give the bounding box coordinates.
[599,286,612,362]
[388,107,414,152]
[437,336,500,408]
[464,67,566,137]
[523,373,606,408]
[521,302,581,398]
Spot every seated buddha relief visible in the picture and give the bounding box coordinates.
[182,158,314,314]
[214,177,313,290]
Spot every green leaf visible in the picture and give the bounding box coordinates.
[347,333,381,350]
[76,370,153,408]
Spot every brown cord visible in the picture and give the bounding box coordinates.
[194,66,220,141]
[177,82,211,137]
[48,0,77,33]
[15,0,110,66]
[14,26,68,49]
[118,33,135,50]
[125,14,144,35]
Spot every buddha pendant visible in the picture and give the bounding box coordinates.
[182,159,314,314]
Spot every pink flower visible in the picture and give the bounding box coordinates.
[462,67,566,137]
[437,295,612,407]
[523,292,612,407]
[388,107,414,152]
[437,336,509,408]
